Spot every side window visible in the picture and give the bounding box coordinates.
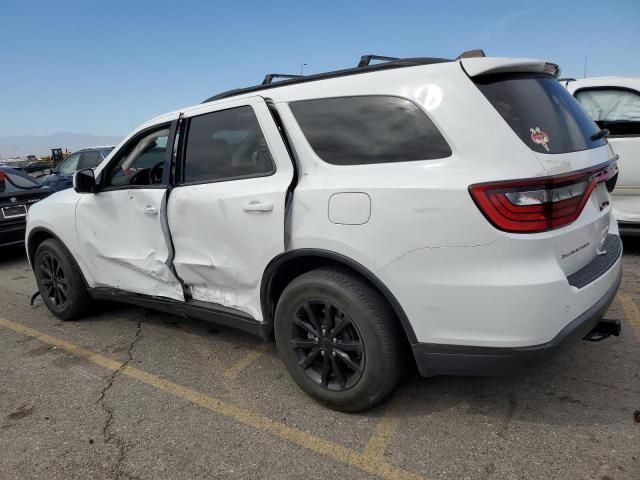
[182,106,275,183]
[103,127,170,189]
[80,151,101,169]
[575,88,640,136]
[57,153,82,174]
[290,96,452,165]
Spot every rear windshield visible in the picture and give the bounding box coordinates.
[3,170,41,188]
[475,73,606,154]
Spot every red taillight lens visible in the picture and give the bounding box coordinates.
[469,161,618,233]
[0,169,5,182]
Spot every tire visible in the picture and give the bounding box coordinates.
[274,267,404,412]
[33,238,93,321]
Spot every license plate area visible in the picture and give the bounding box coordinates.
[2,205,27,219]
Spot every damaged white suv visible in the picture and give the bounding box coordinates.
[27,52,622,411]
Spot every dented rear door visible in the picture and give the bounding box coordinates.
[167,96,294,320]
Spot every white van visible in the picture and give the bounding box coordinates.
[564,77,640,233]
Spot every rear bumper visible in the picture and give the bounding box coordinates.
[0,219,26,247]
[412,266,622,376]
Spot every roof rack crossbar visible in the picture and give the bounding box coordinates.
[262,73,305,85]
[357,55,400,67]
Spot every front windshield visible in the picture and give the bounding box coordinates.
[57,153,81,174]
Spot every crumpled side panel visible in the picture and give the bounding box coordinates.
[76,189,185,301]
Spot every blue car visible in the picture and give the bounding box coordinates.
[40,146,114,191]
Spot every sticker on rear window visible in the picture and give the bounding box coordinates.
[530,127,550,152]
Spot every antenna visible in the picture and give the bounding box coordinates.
[583,56,589,78]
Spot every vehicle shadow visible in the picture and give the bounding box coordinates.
[622,234,640,254]
[0,244,27,266]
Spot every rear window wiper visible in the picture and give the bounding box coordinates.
[591,128,610,141]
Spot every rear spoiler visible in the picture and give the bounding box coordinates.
[461,57,560,78]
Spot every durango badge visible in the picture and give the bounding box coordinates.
[530,127,550,152]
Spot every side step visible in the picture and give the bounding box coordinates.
[583,319,621,342]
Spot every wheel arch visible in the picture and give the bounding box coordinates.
[26,227,60,268]
[260,249,418,344]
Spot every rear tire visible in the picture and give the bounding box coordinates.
[275,268,404,412]
[33,238,93,321]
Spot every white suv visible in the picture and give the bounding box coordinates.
[563,77,640,233]
[26,53,622,411]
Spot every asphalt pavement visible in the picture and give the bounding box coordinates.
[0,242,638,480]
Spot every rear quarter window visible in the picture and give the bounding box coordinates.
[475,73,606,154]
[290,96,451,165]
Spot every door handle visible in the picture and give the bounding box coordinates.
[243,201,273,212]
[143,205,158,216]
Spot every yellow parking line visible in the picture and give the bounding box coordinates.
[0,317,424,480]
[363,397,402,460]
[617,292,640,338]
[223,344,268,379]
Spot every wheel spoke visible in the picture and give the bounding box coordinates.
[298,347,320,370]
[57,284,67,302]
[56,277,67,286]
[54,261,63,278]
[331,314,350,336]
[330,355,346,389]
[293,317,319,338]
[47,256,55,275]
[320,353,331,387]
[53,287,60,306]
[289,338,317,350]
[322,302,332,330]
[46,284,55,297]
[302,303,320,331]
[334,341,362,353]
[40,262,52,279]
[335,350,363,374]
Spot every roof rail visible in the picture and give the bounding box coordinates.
[558,77,576,83]
[262,73,304,85]
[456,49,486,59]
[357,55,400,67]
[203,55,455,103]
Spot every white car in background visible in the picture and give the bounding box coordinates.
[564,77,640,233]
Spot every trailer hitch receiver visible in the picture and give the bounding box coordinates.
[584,318,621,342]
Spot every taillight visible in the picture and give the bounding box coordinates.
[469,161,618,233]
[0,169,5,192]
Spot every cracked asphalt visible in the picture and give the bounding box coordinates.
[0,242,639,480]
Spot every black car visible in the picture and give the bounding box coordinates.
[0,167,52,247]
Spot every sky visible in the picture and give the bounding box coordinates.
[0,0,638,138]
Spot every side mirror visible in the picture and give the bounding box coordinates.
[73,168,96,193]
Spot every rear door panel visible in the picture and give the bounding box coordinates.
[167,97,293,320]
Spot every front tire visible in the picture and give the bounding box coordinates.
[33,238,93,320]
[275,268,404,412]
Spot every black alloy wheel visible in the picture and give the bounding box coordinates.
[290,300,365,391]
[275,268,404,412]
[33,238,93,320]
[38,252,68,309]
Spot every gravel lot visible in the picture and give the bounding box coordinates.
[0,242,638,480]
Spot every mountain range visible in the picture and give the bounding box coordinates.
[0,132,124,159]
